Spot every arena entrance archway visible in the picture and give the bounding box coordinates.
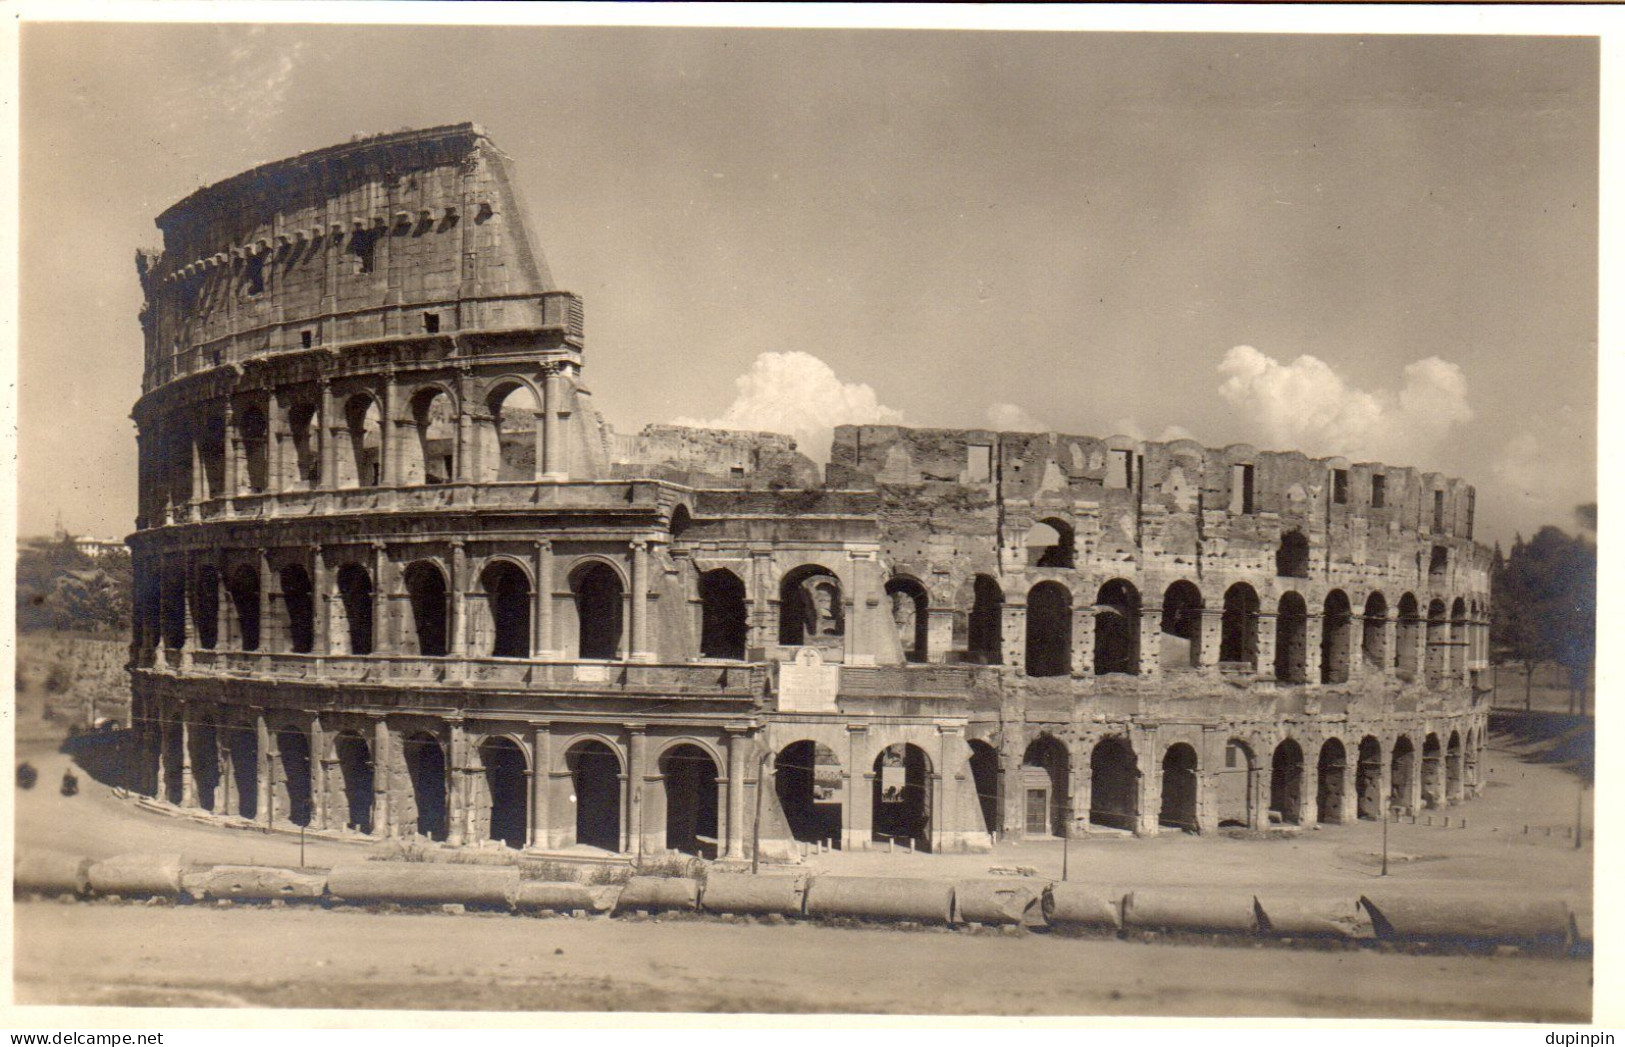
[968,739,1001,838]
[1356,736,1383,821]
[226,721,258,819]
[1089,737,1138,832]
[403,731,449,841]
[480,736,529,849]
[661,744,720,858]
[1316,738,1347,824]
[333,731,374,834]
[277,726,314,827]
[872,743,932,852]
[189,720,220,812]
[1390,735,1417,813]
[775,741,843,849]
[1021,735,1070,837]
[1422,733,1444,808]
[1446,730,1463,802]
[1215,739,1259,828]
[1160,743,1199,832]
[1270,739,1305,825]
[567,740,622,852]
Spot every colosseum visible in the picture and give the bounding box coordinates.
[126,124,1492,860]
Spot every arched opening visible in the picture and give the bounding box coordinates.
[159,567,187,649]
[1094,579,1141,676]
[1320,590,1352,683]
[288,401,321,488]
[660,744,720,858]
[1316,738,1346,824]
[480,736,529,849]
[1426,599,1449,681]
[481,560,531,659]
[342,394,382,488]
[967,574,1004,665]
[885,577,930,662]
[1421,733,1443,808]
[779,565,843,646]
[279,565,315,654]
[872,743,932,851]
[1449,597,1468,677]
[485,382,540,482]
[567,740,622,852]
[1159,743,1199,832]
[968,739,1001,838]
[1021,735,1070,837]
[1025,581,1072,678]
[1269,739,1305,825]
[1356,736,1384,821]
[1274,592,1308,684]
[1220,583,1259,669]
[189,720,220,812]
[1362,592,1388,669]
[1396,593,1422,675]
[238,405,270,493]
[1445,730,1463,801]
[698,569,747,660]
[333,731,374,834]
[225,565,261,651]
[199,413,227,499]
[669,505,693,541]
[1159,581,1203,669]
[1215,739,1258,828]
[1464,727,1479,791]
[1026,518,1076,568]
[1389,735,1416,812]
[277,726,313,827]
[1275,528,1310,578]
[226,721,258,819]
[571,562,624,660]
[192,566,220,650]
[775,741,844,848]
[1088,737,1138,832]
[403,732,449,841]
[403,561,449,657]
[335,564,374,655]
[405,387,456,486]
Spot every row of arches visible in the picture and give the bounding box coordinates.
[142,373,571,525]
[973,726,1481,838]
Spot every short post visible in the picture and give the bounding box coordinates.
[750,748,768,875]
[1381,806,1390,877]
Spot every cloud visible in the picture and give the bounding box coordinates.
[1113,418,1197,444]
[674,351,904,461]
[1216,345,1472,464]
[985,402,1049,432]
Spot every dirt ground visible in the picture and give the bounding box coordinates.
[11,703,1596,1020]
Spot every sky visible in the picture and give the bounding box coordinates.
[17,20,1598,548]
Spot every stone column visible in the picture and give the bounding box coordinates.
[215,554,231,653]
[1256,613,1278,681]
[1304,613,1324,685]
[1003,603,1026,672]
[531,409,547,482]
[530,724,551,850]
[934,724,960,853]
[224,402,240,503]
[925,607,955,664]
[256,711,275,827]
[446,719,468,846]
[725,727,748,859]
[450,540,468,660]
[845,724,871,850]
[217,724,235,817]
[312,544,329,660]
[533,540,553,658]
[372,717,392,837]
[311,715,328,830]
[179,701,196,807]
[1070,604,1092,677]
[268,398,286,497]
[178,554,196,670]
[371,542,390,654]
[750,551,775,654]
[624,726,648,855]
[1133,729,1159,837]
[630,540,651,661]
[318,379,336,491]
[379,372,397,486]
[189,430,204,521]
[1338,747,1358,825]
[258,549,275,655]
[1381,616,1399,676]
[454,374,474,485]
[1000,736,1023,839]
[1137,608,1161,679]
[541,366,563,479]
[1198,608,1223,671]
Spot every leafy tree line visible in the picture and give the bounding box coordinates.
[1490,503,1596,714]
[16,537,131,635]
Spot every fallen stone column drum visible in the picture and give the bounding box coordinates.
[325,862,520,908]
[1041,883,1125,931]
[699,874,806,917]
[613,876,700,914]
[1122,889,1260,935]
[803,875,955,925]
[953,878,1048,926]
[14,852,93,897]
[87,852,188,898]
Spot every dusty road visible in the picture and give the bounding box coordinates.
[12,902,1591,1019]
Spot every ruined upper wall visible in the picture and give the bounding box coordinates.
[607,424,822,489]
[136,124,581,393]
[830,424,1487,583]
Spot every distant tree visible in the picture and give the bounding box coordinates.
[15,538,131,634]
[1490,516,1596,715]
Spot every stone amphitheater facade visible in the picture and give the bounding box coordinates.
[127,124,1491,858]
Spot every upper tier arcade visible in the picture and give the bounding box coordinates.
[135,123,581,395]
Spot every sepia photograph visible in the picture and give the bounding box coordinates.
[7,4,1606,1027]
